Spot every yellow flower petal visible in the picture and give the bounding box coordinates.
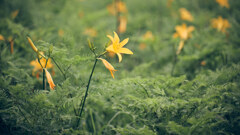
[106,45,115,52]
[113,31,120,44]
[176,40,185,55]
[119,38,129,47]
[117,53,122,62]
[27,37,38,53]
[98,58,117,79]
[107,35,114,43]
[119,48,133,54]
[45,68,55,90]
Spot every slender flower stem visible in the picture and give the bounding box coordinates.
[51,57,66,79]
[76,58,98,128]
[171,43,178,76]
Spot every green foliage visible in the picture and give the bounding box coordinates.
[0,0,240,134]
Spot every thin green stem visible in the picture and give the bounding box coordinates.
[171,43,178,76]
[76,58,98,128]
[90,109,96,134]
[51,57,66,79]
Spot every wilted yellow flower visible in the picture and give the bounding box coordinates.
[11,10,19,19]
[173,23,195,40]
[211,16,230,33]
[83,28,97,37]
[98,58,117,79]
[44,68,55,90]
[107,0,127,15]
[106,32,133,62]
[0,35,5,40]
[179,8,194,22]
[30,53,53,78]
[216,0,230,8]
[118,16,127,33]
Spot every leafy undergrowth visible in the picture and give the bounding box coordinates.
[0,0,240,134]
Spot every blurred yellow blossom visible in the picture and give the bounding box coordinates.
[118,16,127,33]
[0,35,5,40]
[143,31,154,40]
[84,28,97,37]
[8,36,14,54]
[176,40,184,55]
[107,0,127,15]
[108,52,116,58]
[173,23,195,40]
[216,0,230,8]
[211,16,230,33]
[201,61,206,66]
[98,58,117,79]
[179,8,194,22]
[167,0,174,8]
[11,10,19,19]
[58,29,64,37]
[139,43,147,50]
[106,32,133,62]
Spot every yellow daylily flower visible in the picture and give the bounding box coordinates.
[216,0,230,8]
[211,16,230,33]
[30,53,53,78]
[118,16,127,34]
[167,0,174,8]
[106,32,133,62]
[44,68,56,90]
[83,28,97,37]
[11,10,19,19]
[98,58,117,79]
[107,0,128,15]
[0,34,5,40]
[173,23,195,40]
[179,8,194,22]
[58,29,64,37]
[143,31,154,40]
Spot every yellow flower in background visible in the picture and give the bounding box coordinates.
[78,11,84,18]
[44,68,56,90]
[58,29,64,37]
[83,28,97,37]
[106,32,133,62]
[118,16,127,33]
[216,0,230,8]
[98,58,117,79]
[8,36,14,54]
[0,34,5,40]
[173,23,195,40]
[143,31,154,40]
[107,0,127,15]
[30,53,53,78]
[139,43,147,50]
[167,0,174,8]
[211,16,230,33]
[11,10,19,19]
[179,8,194,22]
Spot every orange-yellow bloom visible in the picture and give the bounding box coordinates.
[106,32,133,62]
[167,0,174,8]
[179,8,194,22]
[44,68,55,90]
[0,35,5,41]
[11,10,19,19]
[27,37,38,53]
[211,16,230,33]
[216,0,230,8]
[83,28,97,37]
[143,31,154,40]
[118,16,127,33]
[107,0,128,15]
[30,53,53,78]
[176,40,185,55]
[98,58,117,79]
[173,23,195,40]
[58,29,64,37]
